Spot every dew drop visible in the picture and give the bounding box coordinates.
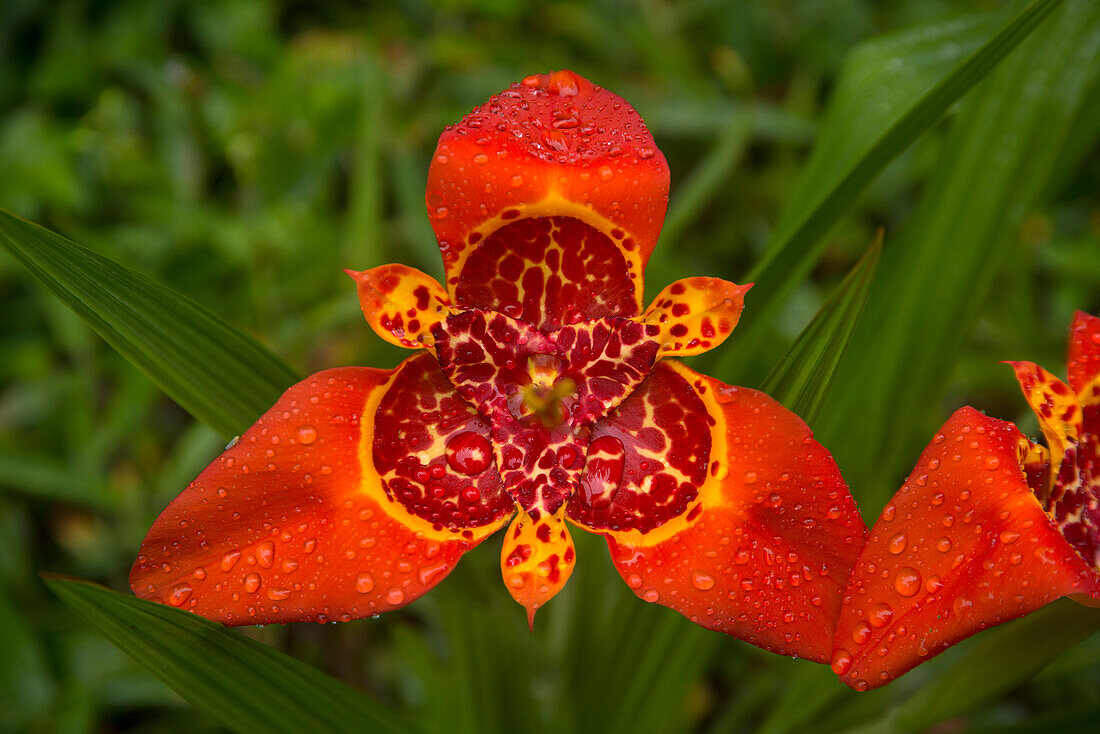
[356,573,375,594]
[244,573,261,593]
[168,583,193,606]
[936,537,952,553]
[894,567,921,597]
[642,589,660,603]
[887,533,907,555]
[626,573,643,589]
[868,602,893,628]
[386,587,406,605]
[267,587,291,601]
[691,570,716,591]
[831,649,853,676]
[445,431,493,475]
[221,550,241,572]
[852,620,872,644]
[296,425,318,445]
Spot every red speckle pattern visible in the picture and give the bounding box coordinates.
[834,407,1100,690]
[372,353,512,530]
[1050,398,1100,572]
[426,70,669,278]
[455,216,638,330]
[432,308,667,519]
[1068,311,1100,393]
[567,364,709,532]
[130,368,485,625]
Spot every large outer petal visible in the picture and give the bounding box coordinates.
[832,407,1100,691]
[600,362,867,662]
[426,70,668,303]
[1068,310,1100,395]
[130,366,507,625]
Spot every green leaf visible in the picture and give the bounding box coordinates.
[819,0,1100,509]
[713,0,1065,382]
[760,231,881,426]
[0,209,299,437]
[44,576,417,734]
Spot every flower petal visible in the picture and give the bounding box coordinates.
[131,362,510,625]
[832,407,1100,691]
[501,507,576,627]
[1068,311,1100,396]
[578,362,866,662]
[640,278,752,357]
[427,71,669,328]
[346,265,451,350]
[1008,361,1082,472]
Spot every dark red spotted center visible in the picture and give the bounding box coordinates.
[454,216,638,331]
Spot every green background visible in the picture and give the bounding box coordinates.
[2,0,1099,732]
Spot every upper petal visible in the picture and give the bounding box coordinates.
[832,407,1100,691]
[131,360,511,625]
[426,71,669,328]
[572,361,867,662]
[1068,311,1100,396]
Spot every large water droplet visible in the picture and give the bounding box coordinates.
[356,573,375,594]
[168,583,193,606]
[868,602,893,628]
[852,621,872,644]
[386,587,406,605]
[831,648,852,676]
[446,431,493,475]
[894,567,921,597]
[256,541,274,568]
[296,425,318,445]
[691,570,716,591]
[244,573,261,593]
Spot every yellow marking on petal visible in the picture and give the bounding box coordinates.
[640,278,752,357]
[1080,373,1100,411]
[358,365,509,544]
[1008,361,1082,473]
[446,191,646,311]
[501,507,575,627]
[347,265,452,351]
[1017,435,1053,506]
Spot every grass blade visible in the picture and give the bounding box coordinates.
[760,231,882,425]
[714,0,1064,382]
[0,209,299,436]
[44,576,416,734]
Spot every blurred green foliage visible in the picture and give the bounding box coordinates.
[2,0,1099,732]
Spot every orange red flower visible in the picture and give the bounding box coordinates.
[833,311,1100,690]
[131,70,867,662]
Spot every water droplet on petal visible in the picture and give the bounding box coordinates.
[386,587,406,605]
[887,533,907,555]
[691,570,716,591]
[168,583,193,606]
[356,573,375,594]
[831,649,852,676]
[244,573,261,593]
[445,431,493,475]
[296,425,318,445]
[894,567,921,597]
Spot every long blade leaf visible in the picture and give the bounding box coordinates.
[760,231,882,425]
[714,0,1064,382]
[44,576,417,734]
[0,209,299,437]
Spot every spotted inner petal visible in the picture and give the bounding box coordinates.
[500,508,576,627]
[349,265,452,351]
[641,277,752,357]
